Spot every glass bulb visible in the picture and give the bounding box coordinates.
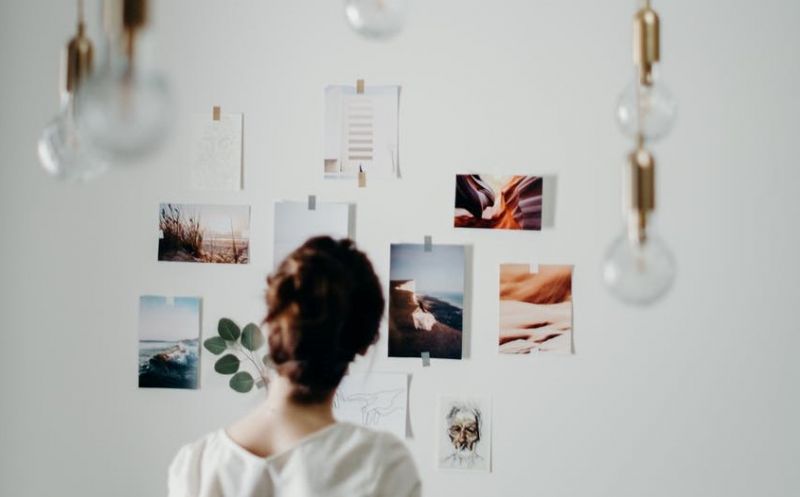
[37,94,107,182]
[77,62,172,161]
[616,72,677,142]
[603,232,676,305]
[344,0,409,40]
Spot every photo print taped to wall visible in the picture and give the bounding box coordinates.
[324,84,400,180]
[138,296,201,390]
[388,243,465,360]
[498,263,574,355]
[454,174,543,231]
[157,203,251,265]
[188,111,243,191]
[438,395,492,472]
[273,201,352,269]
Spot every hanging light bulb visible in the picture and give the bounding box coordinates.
[77,0,172,161]
[603,149,675,304]
[344,0,409,40]
[604,0,676,306]
[616,1,676,142]
[37,0,108,181]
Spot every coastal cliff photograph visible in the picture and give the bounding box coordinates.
[138,296,201,389]
[499,264,573,354]
[454,174,543,231]
[389,244,465,359]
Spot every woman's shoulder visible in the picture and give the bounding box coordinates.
[323,424,421,496]
[167,430,241,497]
[170,430,227,463]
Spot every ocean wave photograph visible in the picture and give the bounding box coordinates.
[138,339,199,389]
[138,296,201,389]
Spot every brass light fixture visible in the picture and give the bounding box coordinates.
[603,0,676,305]
[37,0,108,181]
[66,1,94,95]
[77,0,173,161]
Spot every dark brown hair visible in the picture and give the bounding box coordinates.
[265,236,384,403]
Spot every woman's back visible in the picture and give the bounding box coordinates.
[168,237,421,496]
[168,422,420,497]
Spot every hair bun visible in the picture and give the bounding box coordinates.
[265,236,384,403]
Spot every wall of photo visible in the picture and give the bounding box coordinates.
[2,1,799,496]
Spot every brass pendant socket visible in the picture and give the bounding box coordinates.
[65,22,94,93]
[625,148,656,244]
[103,0,149,65]
[633,4,660,86]
[123,0,148,31]
[103,0,147,35]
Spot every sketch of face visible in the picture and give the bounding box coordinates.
[446,405,481,453]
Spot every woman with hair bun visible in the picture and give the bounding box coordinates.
[168,237,421,497]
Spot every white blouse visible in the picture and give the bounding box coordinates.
[167,422,422,497]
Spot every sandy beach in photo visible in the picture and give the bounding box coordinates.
[499,264,573,354]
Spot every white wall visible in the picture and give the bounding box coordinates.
[1,1,799,496]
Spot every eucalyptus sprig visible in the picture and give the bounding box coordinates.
[203,318,270,393]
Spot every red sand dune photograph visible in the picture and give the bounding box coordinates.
[454,174,543,231]
[499,263,573,354]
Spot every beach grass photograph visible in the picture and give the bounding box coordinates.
[158,203,250,264]
[499,264,573,354]
[454,174,543,231]
[138,296,201,389]
[389,243,465,359]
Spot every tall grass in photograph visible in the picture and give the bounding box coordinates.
[159,204,204,260]
[158,203,250,264]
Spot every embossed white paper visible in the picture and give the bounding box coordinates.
[189,113,243,190]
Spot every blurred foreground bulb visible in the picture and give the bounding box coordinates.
[603,149,675,305]
[616,2,676,142]
[37,1,107,181]
[344,0,409,39]
[78,0,172,161]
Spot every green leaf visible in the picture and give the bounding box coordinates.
[229,371,254,393]
[218,318,241,341]
[241,323,265,351]
[262,354,270,366]
[214,354,240,375]
[203,336,227,355]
